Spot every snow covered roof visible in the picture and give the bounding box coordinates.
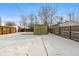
[59,21,79,26]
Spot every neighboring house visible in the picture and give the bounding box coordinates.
[52,21,79,27]
[59,21,79,27]
[51,23,60,27]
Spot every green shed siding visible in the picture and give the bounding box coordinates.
[34,25,48,35]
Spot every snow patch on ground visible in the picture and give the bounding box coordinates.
[0,32,79,56]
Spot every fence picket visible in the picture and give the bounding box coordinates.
[0,26,16,35]
[50,26,79,42]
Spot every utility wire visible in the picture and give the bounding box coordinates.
[14,3,26,15]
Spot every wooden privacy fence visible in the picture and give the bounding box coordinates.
[0,26,16,35]
[50,26,79,42]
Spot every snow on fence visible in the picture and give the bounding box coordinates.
[50,26,79,42]
[0,26,16,35]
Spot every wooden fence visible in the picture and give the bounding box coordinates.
[0,26,16,35]
[50,26,79,42]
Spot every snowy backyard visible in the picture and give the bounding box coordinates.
[0,32,79,56]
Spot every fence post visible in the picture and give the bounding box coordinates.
[59,27,61,36]
[69,26,71,39]
[2,27,3,35]
[10,27,11,33]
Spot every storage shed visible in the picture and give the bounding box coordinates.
[34,24,48,35]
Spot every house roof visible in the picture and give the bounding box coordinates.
[59,21,79,26]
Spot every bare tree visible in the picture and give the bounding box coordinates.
[34,15,38,24]
[20,15,27,31]
[57,16,64,24]
[49,10,57,26]
[76,14,79,22]
[38,5,57,26]
[28,13,34,30]
[67,12,73,21]
[5,21,16,26]
[67,10,78,22]
[0,17,2,26]
[50,15,64,25]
